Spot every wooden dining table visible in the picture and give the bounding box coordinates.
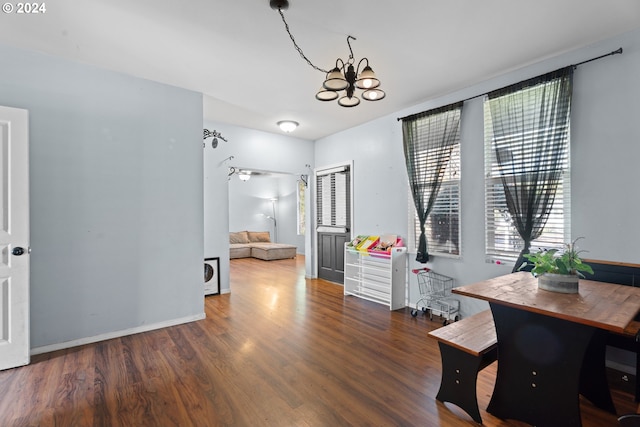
[453,271,640,427]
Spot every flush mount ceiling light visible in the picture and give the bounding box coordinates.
[277,120,299,132]
[238,171,251,181]
[270,0,385,108]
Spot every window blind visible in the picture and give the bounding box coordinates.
[409,145,461,256]
[316,166,350,232]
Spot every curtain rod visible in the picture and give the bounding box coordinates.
[397,47,623,122]
[573,47,623,67]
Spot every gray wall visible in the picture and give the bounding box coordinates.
[315,28,640,317]
[0,44,205,350]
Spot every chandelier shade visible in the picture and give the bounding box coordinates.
[362,88,386,101]
[338,95,360,108]
[316,87,340,101]
[323,67,349,91]
[355,65,380,90]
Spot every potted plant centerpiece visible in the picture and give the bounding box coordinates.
[520,237,594,294]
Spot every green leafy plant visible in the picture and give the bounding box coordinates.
[520,237,594,278]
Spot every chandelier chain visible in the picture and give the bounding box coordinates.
[277,8,328,74]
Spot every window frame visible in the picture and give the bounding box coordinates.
[315,164,351,234]
[483,81,572,264]
[296,178,306,236]
[405,114,462,259]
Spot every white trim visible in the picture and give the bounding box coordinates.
[317,226,348,233]
[29,312,206,355]
[316,165,348,176]
[313,160,354,279]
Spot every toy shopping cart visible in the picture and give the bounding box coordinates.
[411,268,460,325]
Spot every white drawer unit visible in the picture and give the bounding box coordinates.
[344,244,407,310]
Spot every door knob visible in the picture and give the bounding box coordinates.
[12,247,25,256]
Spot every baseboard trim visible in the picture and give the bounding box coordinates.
[30,312,206,356]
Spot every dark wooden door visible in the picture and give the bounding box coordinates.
[316,164,351,284]
[318,232,349,283]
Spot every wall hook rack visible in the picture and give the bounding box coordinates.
[204,129,228,149]
[220,155,235,166]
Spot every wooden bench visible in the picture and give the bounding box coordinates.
[427,309,497,424]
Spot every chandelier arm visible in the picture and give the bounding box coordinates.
[356,57,369,74]
[277,8,328,74]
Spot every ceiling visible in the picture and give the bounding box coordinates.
[1,0,639,141]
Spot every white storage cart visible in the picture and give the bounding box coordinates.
[410,268,460,325]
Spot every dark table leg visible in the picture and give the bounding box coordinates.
[487,303,597,427]
[580,329,616,413]
[435,342,496,423]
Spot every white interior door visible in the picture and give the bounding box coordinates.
[0,106,30,371]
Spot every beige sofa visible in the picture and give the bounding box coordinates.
[229,231,297,261]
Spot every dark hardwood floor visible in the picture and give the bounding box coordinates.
[1,256,638,426]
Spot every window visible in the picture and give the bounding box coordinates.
[484,68,573,265]
[402,102,462,259]
[297,178,306,235]
[408,144,460,256]
[316,165,350,233]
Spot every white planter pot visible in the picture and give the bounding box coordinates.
[538,273,579,294]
